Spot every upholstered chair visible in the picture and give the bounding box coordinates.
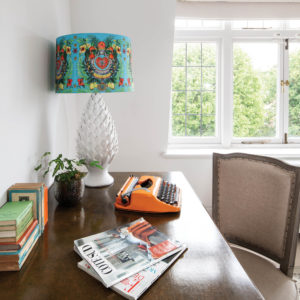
[213,153,300,300]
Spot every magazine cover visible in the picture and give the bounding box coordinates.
[77,245,187,300]
[74,218,183,288]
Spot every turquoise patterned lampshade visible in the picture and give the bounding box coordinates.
[55,33,133,93]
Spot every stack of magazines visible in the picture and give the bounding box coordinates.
[74,218,187,300]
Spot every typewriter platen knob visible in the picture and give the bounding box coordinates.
[121,195,130,205]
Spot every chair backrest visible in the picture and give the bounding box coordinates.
[213,152,300,277]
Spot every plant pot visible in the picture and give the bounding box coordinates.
[54,178,85,206]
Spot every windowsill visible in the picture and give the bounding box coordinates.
[163,144,300,161]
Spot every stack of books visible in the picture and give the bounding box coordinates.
[0,182,48,271]
[7,183,48,233]
[74,218,187,300]
[0,201,40,271]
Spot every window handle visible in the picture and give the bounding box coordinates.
[280,80,290,93]
[281,80,285,93]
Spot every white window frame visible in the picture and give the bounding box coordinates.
[230,38,283,144]
[169,37,221,144]
[169,20,300,147]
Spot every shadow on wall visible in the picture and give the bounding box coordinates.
[0,34,58,206]
[31,38,57,185]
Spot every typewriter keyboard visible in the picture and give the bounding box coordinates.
[157,180,179,205]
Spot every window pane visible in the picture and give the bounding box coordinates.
[287,20,300,30]
[175,19,187,29]
[233,42,278,138]
[187,91,201,114]
[202,92,216,115]
[187,43,201,66]
[172,115,185,136]
[289,43,300,137]
[172,67,185,90]
[202,43,216,66]
[202,67,216,90]
[202,115,215,136]
[173,43,186,66]
[175,19,223,30]
[172,92,185,115]
[171,42,217,137]
[187,115,201,136]
[231,20,282,30]
[187,67,202,90]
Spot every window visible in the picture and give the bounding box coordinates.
[170,20,300,146]
[233,42,279,140]
[175,19,224,30]
[171,42,218,140]
[288,42,300,137]
[231,20,282,30]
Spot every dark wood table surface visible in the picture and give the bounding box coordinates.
[0,172,263,300]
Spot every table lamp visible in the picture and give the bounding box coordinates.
[55,33,133,187]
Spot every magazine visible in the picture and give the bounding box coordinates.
[77,245,187,300]
[74,218,183,288]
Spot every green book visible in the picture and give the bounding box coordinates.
[0,202,33,226]
[16,210,33,236]
[0,210,33,238]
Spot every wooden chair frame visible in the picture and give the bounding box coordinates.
[213,152,300,277]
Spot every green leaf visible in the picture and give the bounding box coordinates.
[42,152,51,158]
[34,164,42,171]
[53,164,60,177]
[89,161,103,169]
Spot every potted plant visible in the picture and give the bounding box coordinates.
[35,152,102,206]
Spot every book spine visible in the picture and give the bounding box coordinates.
[0,225,16,231]
[0,254,18,262]
[40,186,44,232]
[43,185,48,227]
[18,225,40,266]
[0,262,20,271]
[0,231,16,238]
[0,223,39,256]
[0,219,37,249]
[15,217,33,242]
[17,220,37,249]
[18,225,39,262]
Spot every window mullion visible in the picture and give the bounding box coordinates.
[283,39,290,143]
[222,26,233,147]
[277,41,285,143]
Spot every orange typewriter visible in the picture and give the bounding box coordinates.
[115,175,182,213]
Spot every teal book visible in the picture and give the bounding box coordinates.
[8,187,44,234]
[0,202,33,226]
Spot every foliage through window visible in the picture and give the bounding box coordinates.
[172,42,217,137]
[233,42,278,138]
[170,19,300,145]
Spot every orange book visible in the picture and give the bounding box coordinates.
[43,185,48,227]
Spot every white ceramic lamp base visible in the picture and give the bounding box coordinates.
[84,167,114,187]
[77,93,118,188]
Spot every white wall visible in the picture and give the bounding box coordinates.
[70,0,213,209]
[0,0,212,211]
[176,1,300,19]
[0,0,73,206]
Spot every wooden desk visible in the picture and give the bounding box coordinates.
[0,172,263,300]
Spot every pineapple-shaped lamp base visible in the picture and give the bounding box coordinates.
[77,93,118,187]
